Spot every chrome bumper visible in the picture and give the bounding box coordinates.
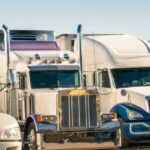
[101,120,120,131]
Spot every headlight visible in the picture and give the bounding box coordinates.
[1,127,21,140]
[101,113,117,122]
[128,110,143,119]
[37,115,57,124]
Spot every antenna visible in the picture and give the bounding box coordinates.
[92,32,97,71]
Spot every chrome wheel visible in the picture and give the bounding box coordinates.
[26,123,37,150]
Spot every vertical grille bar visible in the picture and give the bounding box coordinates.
[78,97,81,127]
[72,96,79,127]
[80,95,86,127]
[87,95,90,127]
[89,95,97,126]
[68,96,71,127]
[70,96,73,127]
[61,96,69,127]
[85,95,88,127]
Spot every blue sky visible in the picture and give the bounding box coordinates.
[0,0,150,39]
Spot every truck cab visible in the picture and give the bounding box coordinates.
[0,28,120,150]
[57,34,150,147]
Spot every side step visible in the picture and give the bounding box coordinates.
[41,141,117,150]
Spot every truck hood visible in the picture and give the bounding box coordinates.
[0,113,20,137]
[31,89,58,116]
[127,86,150,97]
[125,87,150,112]
[0,113,19,129]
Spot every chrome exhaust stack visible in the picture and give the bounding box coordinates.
[77,24,84,88]
[2,24,11,70]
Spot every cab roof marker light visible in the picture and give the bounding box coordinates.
[27,57,33,64]
[49,59,55,64]
[56,57,62,63]
[43,59,48,64]
[69,58,76,64]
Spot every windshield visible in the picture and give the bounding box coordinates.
[112,68,150,88]
[30,70,80,89]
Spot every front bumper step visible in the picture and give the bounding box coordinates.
[41,141,117,150]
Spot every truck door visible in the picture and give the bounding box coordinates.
[98,69,115,112]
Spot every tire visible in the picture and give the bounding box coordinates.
[24,122,37,150]
[118,118,129,148]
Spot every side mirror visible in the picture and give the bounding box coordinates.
[92,72,96,86]
[8,69,16,86]
[93,71,100,89]
[83,74,87,88]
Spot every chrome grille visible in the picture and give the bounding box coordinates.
[61,94,97,129]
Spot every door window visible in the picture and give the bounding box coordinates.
[100,70,111,88]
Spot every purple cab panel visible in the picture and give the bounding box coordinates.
[0,41,60,51]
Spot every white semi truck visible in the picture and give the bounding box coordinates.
[0,25,120,150]
[57,33,150,147]
[0,113,22,150]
